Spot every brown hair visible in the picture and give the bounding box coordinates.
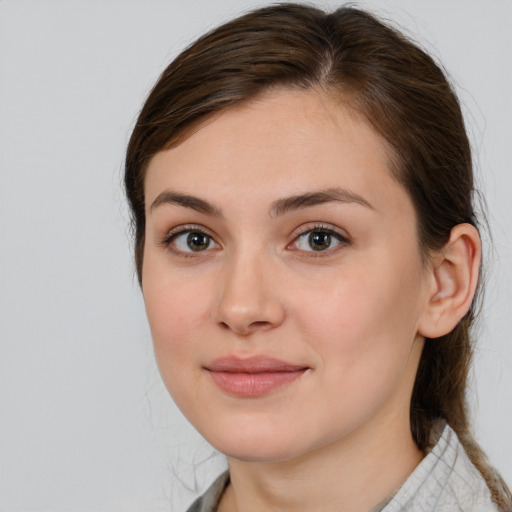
[125,3,510,508]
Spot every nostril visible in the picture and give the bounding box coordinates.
[211,281,286,334]
[216,319,272,335]
[249,321,272,330]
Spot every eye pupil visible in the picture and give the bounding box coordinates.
[187,232,210,251]
[308,231,331,251]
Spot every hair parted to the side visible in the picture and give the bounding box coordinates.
[125,3,511,509]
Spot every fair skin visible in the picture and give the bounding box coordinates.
[142,89,480,512]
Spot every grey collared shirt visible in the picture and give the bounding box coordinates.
[186,423,499,512]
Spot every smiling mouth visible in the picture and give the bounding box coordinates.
[204,356,309,397]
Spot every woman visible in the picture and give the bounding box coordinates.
[125,4,511,511]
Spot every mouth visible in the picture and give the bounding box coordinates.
[204,356,309,397]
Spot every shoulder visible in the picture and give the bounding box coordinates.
[383,423,499,512]
[185,426,502,512]
[186,471,230,512]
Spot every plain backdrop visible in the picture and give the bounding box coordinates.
[1,0,511,511]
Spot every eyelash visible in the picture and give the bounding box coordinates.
[160,223,350,258]
[160,224,219,258]
[288,223,350,257]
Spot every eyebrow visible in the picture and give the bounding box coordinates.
[149,187,373,217]
[150,191,223,216]
[269,187,374,216]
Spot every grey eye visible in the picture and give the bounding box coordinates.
[173,231,214,252]
[187,232,211,251]
[294,229,347,252]
[308,231,332,251]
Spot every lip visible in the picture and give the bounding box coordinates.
[205,356,309,397]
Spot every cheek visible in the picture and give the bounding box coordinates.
[144,285,212,414]
[295,250,425,378]
[288,262,425,438]
[146,291,209,355]
[142,255,213,385]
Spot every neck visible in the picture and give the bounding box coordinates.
[219,412,423,512]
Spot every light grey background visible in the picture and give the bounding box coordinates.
[1,0,510,511]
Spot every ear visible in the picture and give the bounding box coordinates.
[418,223,481,339]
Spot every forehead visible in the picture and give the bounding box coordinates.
[144,88,408,216]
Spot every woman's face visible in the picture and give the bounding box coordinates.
[142,89,431,463]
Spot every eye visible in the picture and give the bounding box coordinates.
[176,232,212,252]
[292,227,349,253]
[164,227,220,255]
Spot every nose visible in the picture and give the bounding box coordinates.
[211,251,286,336]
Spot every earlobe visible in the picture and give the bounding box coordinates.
[418,223,481,339]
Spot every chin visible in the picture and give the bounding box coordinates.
[204,422,325,464]
[219,442,304,464]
